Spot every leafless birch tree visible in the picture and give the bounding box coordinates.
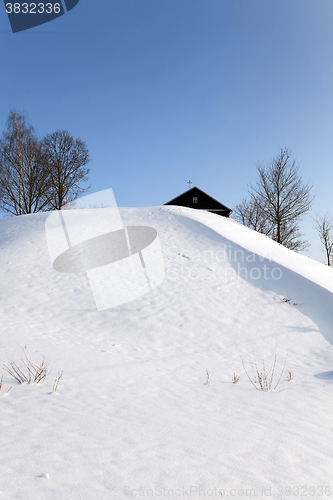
[0,111,91,216]
[0,111,50,215]
[314,213,333,266]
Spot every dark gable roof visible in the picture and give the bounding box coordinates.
[164,186,232,214]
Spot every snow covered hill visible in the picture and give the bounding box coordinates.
[0,206,332,499]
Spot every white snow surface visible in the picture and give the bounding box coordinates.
[0,205,332,499]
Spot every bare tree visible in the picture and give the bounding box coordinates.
[234,197,273,236]
[0,113,91,216]
[41,130,90,210]
[249,147,313,251]
[314,213,333,266]
[0,111,50,216]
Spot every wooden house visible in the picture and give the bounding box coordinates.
[164,186,232,217]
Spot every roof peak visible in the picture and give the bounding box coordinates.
[164,186,232,213]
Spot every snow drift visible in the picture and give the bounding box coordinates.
[0,205,332,499]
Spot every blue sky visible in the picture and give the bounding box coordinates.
[1,0,333,263]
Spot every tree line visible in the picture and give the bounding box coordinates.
[2,115,332,265]
[0,111,90,216]
[233,147,332,265]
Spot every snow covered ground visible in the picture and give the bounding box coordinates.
[0,205,332,499]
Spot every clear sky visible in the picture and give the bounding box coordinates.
[1,0,333,264]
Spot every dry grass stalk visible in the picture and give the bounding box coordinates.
[240,348,287,391]
[232,373,240,384]
[3,348,50,385]
[0,375,10,394]
[53,371,63,392]
[286,370,293,381]
[206,369,210,385]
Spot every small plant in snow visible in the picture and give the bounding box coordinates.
[282,297,302,306]
[53,371,63,392]
[232,373,240,384]
[205,369,210,385]
[240,348,287,391]
[3,347,50,385]
[286,370,293,381]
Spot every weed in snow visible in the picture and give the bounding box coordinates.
[240,348,287,391]
[3,347,50,385]
[53,371,63,392]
